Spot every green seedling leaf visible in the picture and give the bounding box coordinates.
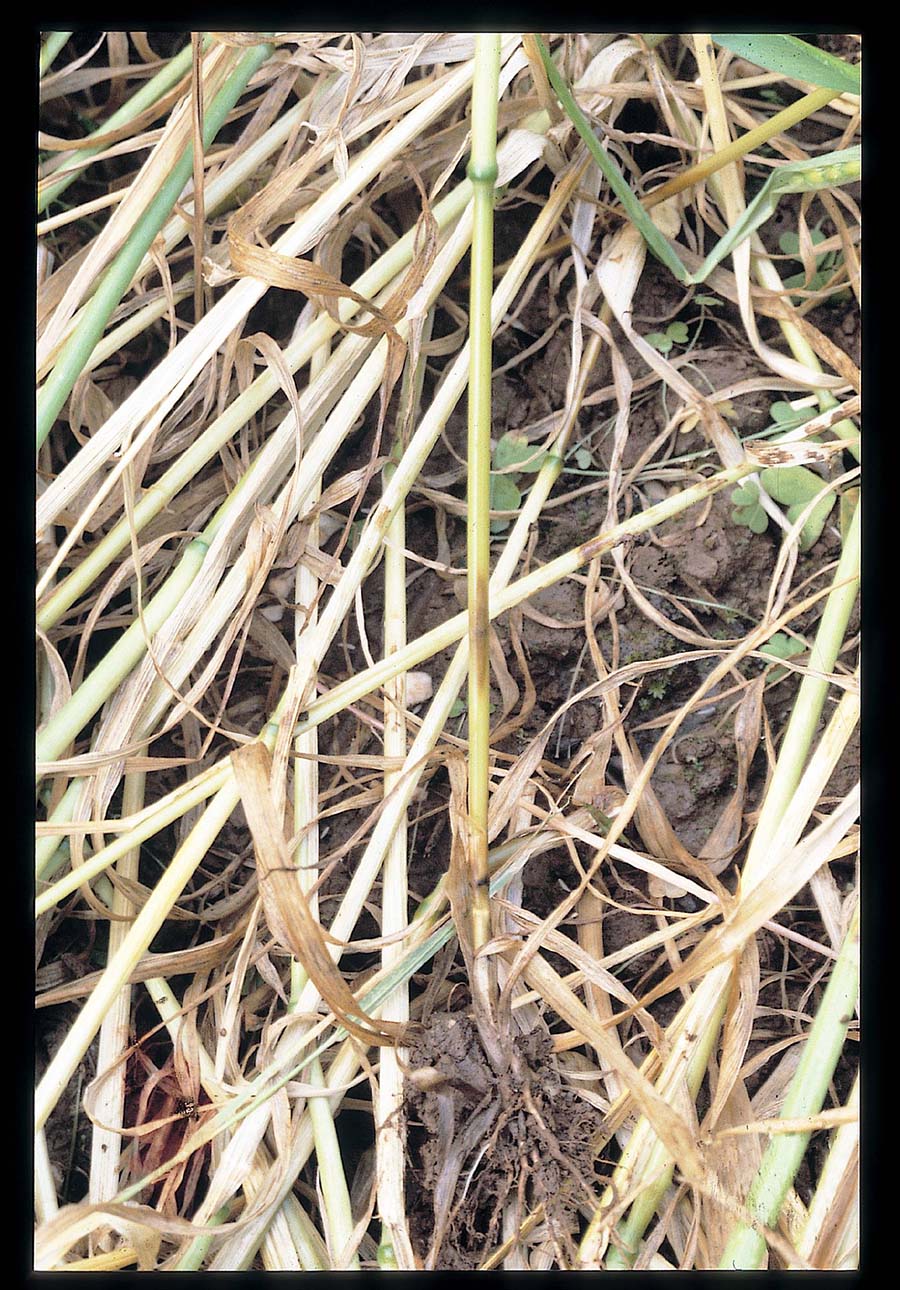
[711,34,860,95]
[759,467,836,550]
[731,483,757,507]
[787,494,836,551]
[647,321,689,354]
[694,294,721,306]
[779,223,843,292]
[574,447,594,470]
[770,400,816,428]
[760,630,806,681]
[534,34,691,285]
[778,227,827,257]
[759,403,818,444]
[760,464,827,506]
[731,481,768,534]
[783,267,830,292]
[760,631,806,662]
[493,431,547,474]
[489,472,522,533]
[450,697,468,718]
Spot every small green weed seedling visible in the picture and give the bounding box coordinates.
[765,400,817,435]
[730,480,769,535]
[648,675,668,701]
[450,696,495,718]
[744,398,820,450]
[638,674,669,710]
[733,398,838,550]
[759,630,807,682]
[489,431,547,532]
[645,321,689,355]
[778,224,847,298]
[731,463,836,550]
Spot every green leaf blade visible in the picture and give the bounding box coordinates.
[711,34,860,95]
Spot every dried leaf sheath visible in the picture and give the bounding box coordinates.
[231,742,403,1048]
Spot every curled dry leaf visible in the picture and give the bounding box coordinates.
[231,741,403,1047]
[620,786,859,1014]
[699,675,765,874]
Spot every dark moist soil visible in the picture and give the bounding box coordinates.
[404,1013,605,1269]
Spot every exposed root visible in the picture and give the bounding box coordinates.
[404,1012,605,1269]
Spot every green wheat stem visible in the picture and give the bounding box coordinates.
[719,902,859,1268]
[39,31,73,80]
[466,34,502,1031]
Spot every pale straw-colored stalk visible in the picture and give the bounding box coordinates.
[375,313,432,1270]
[39,30,74,80]
[34,147,584,911]
[36,178,469,623]
[142,976,327,1272]
[35,723,273,1132]
[34,1127,59,1224]
[585,663,860,1267]
[38,37,259,367]
[287,331,359,1271]
[37,108,531,884]
[793,1072,858,1267]
[50,133,660,1259]
[690,36,859,462]
[743,501,859,882]
[307,38,652,989]
[51,801,720,1269]
[37,53,448,376]
[268,461,754,1083]
[86,759,145,1215]
[37,37,858,1269]
[205,1032,367,1269]
[572,46,864,1266]
[138,139,584,1076]
[35,461,754,916]
[34,178,477,870]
